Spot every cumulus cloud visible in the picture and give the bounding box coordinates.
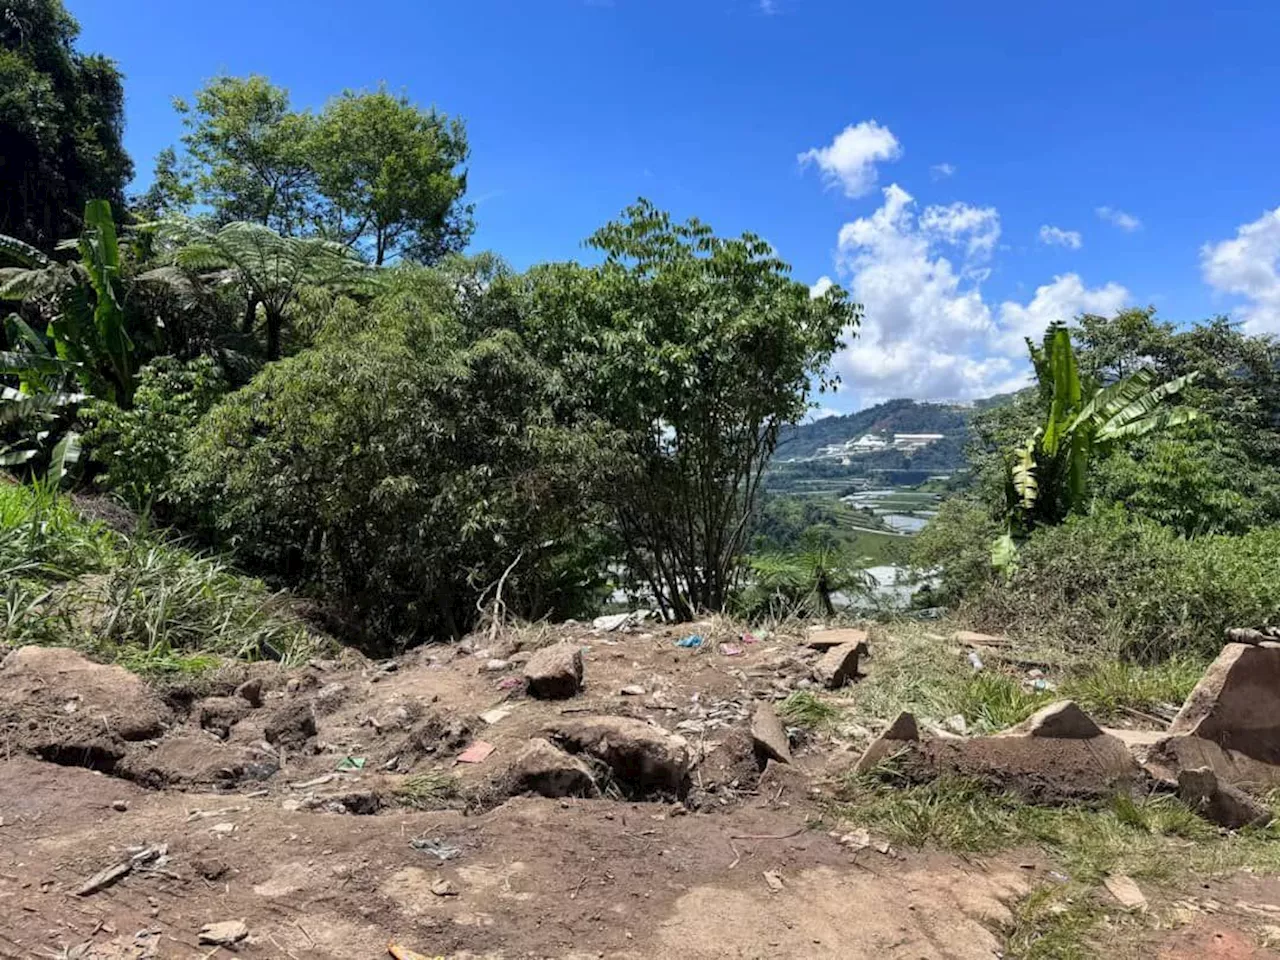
[930,163,955,180]
[828,184,1130,403]
[1096,206,1142,232]
[1201,205,1280,332]
[798,121,902,198]
[1038,225,1083,249]
[809,275,834,298]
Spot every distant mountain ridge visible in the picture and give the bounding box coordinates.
[774,398,974,461]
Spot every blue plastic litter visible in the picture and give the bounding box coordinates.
[675,634,704,648]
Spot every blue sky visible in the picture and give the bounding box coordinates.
[77,0,1280,412]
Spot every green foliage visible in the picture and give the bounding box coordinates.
[0,479,321,669]
[177,262,610,647]
[310,87,473,264]
[773,398,971,461]
[744,533,873,618]
[0,0,133,249]
[777,690,843,729]
[83,357,228,510]
[511,200,858,619]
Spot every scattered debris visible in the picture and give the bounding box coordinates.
[967,651,985,671]
[496,676,524,690]
[592,611,649,632]
[836,828,871,851]
[675,635,704,649]
[456,741,495,764]
[479,707,512,725]
[719,644,744,657]
[813,641,867,689]
[1103,874,1148,912]
[75,860,133,897]
[620,684,646,696]
[410,838,462,861]
[335,756,366,771]
[523,643,585,700]
[750,704,792,765]
[430,878,459,897]
[198,920,249,946]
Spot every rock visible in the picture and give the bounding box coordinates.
[506,738,599,798]
[198,920,249,946]
[198,696,251,740]
[1102,875,1147,912]
[111,800,128,813]
[1170,643,1280,764]
[430,878,458,897]
[620,684,646,696]
[806,628,868,652]
[750,704,792,765]
[812,641,867,689]
[854,711,919,774]
[263,701,317,748]
[523,643,584,700]
[485,659,510,672]
[1002,701,1102,740]
[234,677,264,707]
[763,870,785,892]
[1141,733,1280,791]
[550,716,692,796]
[479,708,512,726]
[1177,767,1272,830]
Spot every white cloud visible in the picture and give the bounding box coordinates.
[828,184,1130,403]
[806,405,842,422]
[1201,206,1280,332]
[930,163,955,180]
[809,275,834,298]
[798,121,902,198]
[1038,225,1082,249]
[1096,206,1142,232]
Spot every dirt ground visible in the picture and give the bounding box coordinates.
[0,620,1277,959]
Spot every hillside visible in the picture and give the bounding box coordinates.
[774,398,973,461]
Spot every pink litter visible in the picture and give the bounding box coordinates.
[456,741,495,764]
[740,632,759,644]
[496,676,524,690]
[719,644,744,657]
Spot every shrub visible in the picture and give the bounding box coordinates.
[177,266,612,648]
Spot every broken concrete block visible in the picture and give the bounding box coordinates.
[507,737,599,798]
[854,711,919,774]
[1170,643,1280,764]
[1141,733,1280,791]
[198,920,249,946]
[813,641,867,689]
[549,716,691,796]
[1002,700,1102,740]
[1177,767,1272,830]
[806,628,868,652]
[750,703,792,765]
[523,643,584,700]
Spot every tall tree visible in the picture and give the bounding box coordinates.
[0,0,133,249]
[310,88,473,265]
[512,200,858,620]
[159,76,316,235]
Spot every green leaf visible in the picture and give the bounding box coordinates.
[46,430,82,487]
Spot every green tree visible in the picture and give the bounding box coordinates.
[510,200,858,619]
[0,0,133,249]
[747,533,873,618]
[145,219,364,360]
[159,76,316,235]
[310,88,473,265]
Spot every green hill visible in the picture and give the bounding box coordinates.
[774,398,973,461]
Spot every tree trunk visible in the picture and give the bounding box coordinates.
[265,309,282,361]
[242,296,258,334]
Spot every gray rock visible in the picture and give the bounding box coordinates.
[813,641,867,689]
[507,737,599,798]
[1177,766,1272,830]
[1002,700,1102,740]
[1171,643,1280,764]
[198,920,248,946]
[751,704,792,765]
[523,643,584,699]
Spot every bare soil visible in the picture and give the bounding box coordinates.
[0,621,1275,959]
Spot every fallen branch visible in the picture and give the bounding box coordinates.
[728,828,805,841]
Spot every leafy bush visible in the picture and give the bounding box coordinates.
[83,357,227,510]
[961,508,1280,659]
[177,265,612,647]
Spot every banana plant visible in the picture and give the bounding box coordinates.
[993,324,1199,573]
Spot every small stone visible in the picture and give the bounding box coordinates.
[210,822,235,836]
[943,714,968,736]
[198,920,249,946]
[763,870,785,892]
[430,878,458,897]
[234,678,264,707]
[523,643,584,700]
[479,708,512,725]
[111,800,128,813]
[1004,700,1102,739]
[620,684,646,696]
[750,704,792,765]
[1103,874,1147,912]
[485,659,510,672]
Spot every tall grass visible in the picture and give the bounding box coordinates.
[0,481,328,672]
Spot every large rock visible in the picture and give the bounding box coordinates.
[263,701,317,749]
[806,627,868,652]
[1177,767,1272,830]
[750,704,792,765]
[1139,733,1280,792]
[523,643,584,700]
[854,712,919,774]
[813,641,867,689]
[1001,701,1102,740]
[198,696,251,740]
[506,738,599,798]
[1170,643,1280,764]
[549,716,692,796]
[905,730,1146,802]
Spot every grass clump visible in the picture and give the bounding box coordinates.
[1058,656,1206,718]
[393,771,461,810]
[1003,885,1106,960]
[0,480,329,674]
[778,690,843,729]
